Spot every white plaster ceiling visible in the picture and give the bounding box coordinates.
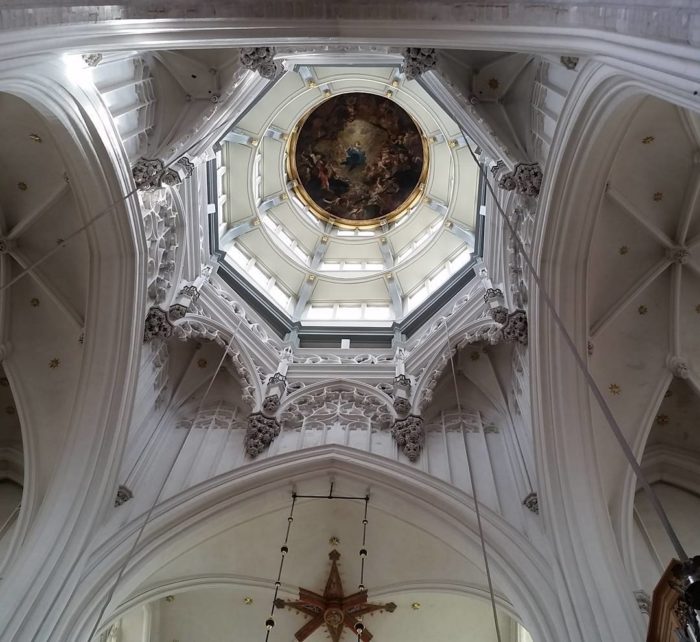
[0,92,88,498]
[645,377,700,457]
[218,65,479,324]
[586,96,700,496]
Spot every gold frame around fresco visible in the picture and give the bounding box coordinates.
[286,92,430,230]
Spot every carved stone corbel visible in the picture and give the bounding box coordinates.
[634,590,651,615]
[133,156,195,191]
[82,53,103,67]
[114,485,133,507]
[144,307,173,342]
[244,412,281,457]
[239,47,280,79]
[495,161,543,197]
[522,492,539,514]
[560,56,579,71]
[402,48,438,80]
[391,415,425,462]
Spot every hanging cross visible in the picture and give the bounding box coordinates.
[274,550,396,641]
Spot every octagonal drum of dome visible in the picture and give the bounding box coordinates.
[288,92,428,229]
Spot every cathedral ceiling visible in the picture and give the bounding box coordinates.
[0,92,87,492]
[586,96,700,495]
[215,63,480,325]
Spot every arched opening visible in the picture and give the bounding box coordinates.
[71,456,555,642]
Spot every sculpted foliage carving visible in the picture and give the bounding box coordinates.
[391,415,425,462]
[245,412,281,457]
[140,189,179,307]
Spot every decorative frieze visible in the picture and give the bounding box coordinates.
[391,415,425,462]
[244,412,281,457]
[239,47,280,79]
[522,492,539,514]
[143,307,173,342]
[402,48,438,80]
[114,485,133,507]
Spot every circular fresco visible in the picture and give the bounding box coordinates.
[289,92,427,227]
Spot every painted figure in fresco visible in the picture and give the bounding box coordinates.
[293,92,424,222]
[342,142,367,170]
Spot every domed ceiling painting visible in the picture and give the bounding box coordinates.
[289,92,427,227]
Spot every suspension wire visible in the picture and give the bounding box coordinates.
[462,141,688,561]
[265,493,297,642]
[359,496,369,591]
[356,495,370,642]
[85,331,240,641]
[441,322,503,642]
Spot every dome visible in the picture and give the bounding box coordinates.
[212,65,480,327]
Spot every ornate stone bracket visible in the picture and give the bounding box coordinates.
[501,309,528,345]
[391,415,425,462]
[244,412,281,457]
[144,307,173,342]
[634,590,651,615]
[239,47,280,79]
[82,53,102,67]
[132,156,194,191]
[560,56,579,71]
[522,492,539,514]
[114,485,133,507]
[493,161,543,197]
[402,48,438,80]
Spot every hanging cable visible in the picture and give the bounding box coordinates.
[85,330,240,641]
[358,496,369,592]
[463,141,688,561]
[265,493,297,641]
[355,496,370,642]
[441,321,503,642]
